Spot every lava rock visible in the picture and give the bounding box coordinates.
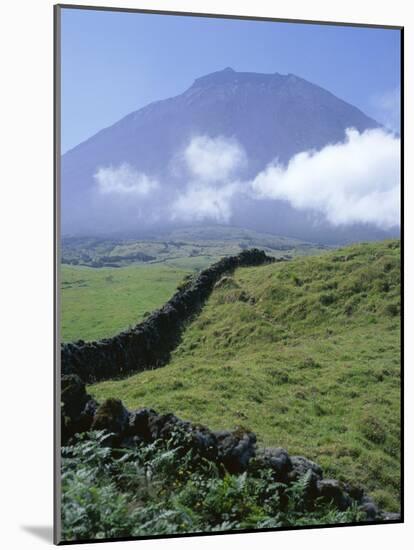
[61,374,98,443]
[343,483,365,502]
[317,479,351,511]
[148,413,179,440]
[76,398,98,433]
[128,408,158,441]
[147,413,218,460]
[290,455,323,480]
[61,374,88,418]
[92,398,130,434]
[189,425,218,461]
[215,428,257,473]
[61,250,274,383]
[251,447,292,481]
[359,495,379,520]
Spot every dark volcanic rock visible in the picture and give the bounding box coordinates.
[147,413,180,441]
[343,482,365,502]
[61,374,88,417]
[284,455,323,505]
[290,455,323,480]
[251,447,292,481]
[359,495,379,520]
[127,408,158,442]
[61,396,389,521]
[215,428,257,473]
[317,479,351,511]
[92,398,130,434]
[61,249,274,383]
[147,413,218,461]
[61,374,97,443]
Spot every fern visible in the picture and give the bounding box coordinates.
[61,432,367,541]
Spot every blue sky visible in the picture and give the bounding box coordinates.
[60,7,401,153]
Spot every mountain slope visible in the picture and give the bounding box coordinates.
[90,240,401,511]
[61,68,388,242]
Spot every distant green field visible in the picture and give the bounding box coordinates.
[90,240,401,511]
[60,228,332,342]
[61,225,331,269]
[61,264,189,342]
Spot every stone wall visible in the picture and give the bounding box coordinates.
[61,374,399,523]
[61,249,275,383]
[59,249,400,523]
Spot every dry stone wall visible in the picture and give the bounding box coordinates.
[61,249,275,383]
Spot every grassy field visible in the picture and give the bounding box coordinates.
[62,226,331,269]
[61,264,189,342]
[90,240,401,511]
[61,228,331,342]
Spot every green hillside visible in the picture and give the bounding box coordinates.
[61,228,331,343]
[89,240,401,511]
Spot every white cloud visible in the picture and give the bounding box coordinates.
[94,163,159,196]
[93,131,400,230]
[183,135,246,184]
[250,128,400,228]
[170,136,246,222]
[170,182,240,223]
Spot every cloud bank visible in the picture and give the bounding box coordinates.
[171,182,240,223]
[92,130,400,230]
[171,136,246,222]
[250,128,400,228]
[183,135,246,184]
[94,163,159,196]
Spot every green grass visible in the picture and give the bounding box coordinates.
[61,264,189,342]
[90,240,401,511]
[60,228,331,342]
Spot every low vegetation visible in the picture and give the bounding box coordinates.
[61,431,364,541]
[90,240,401,511]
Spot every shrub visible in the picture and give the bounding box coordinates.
[61,431,366,541]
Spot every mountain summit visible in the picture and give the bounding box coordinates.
[61,69,391,242]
